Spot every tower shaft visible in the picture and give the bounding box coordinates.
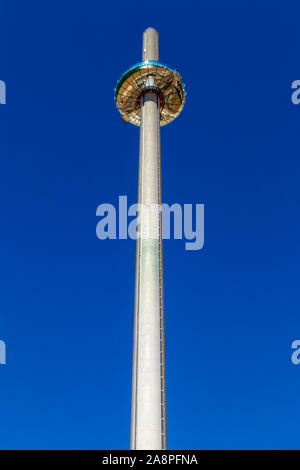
[130,28,167,450]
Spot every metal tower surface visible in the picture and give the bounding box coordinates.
[114,28,185,450]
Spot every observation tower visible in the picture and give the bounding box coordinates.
[114,28,185,450]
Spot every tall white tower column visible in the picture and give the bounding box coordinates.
[130,28,167,450]
[114,27,185,451]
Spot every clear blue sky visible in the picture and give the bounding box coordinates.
[0,0,299,450]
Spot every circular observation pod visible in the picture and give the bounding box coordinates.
[114,61,186,126]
